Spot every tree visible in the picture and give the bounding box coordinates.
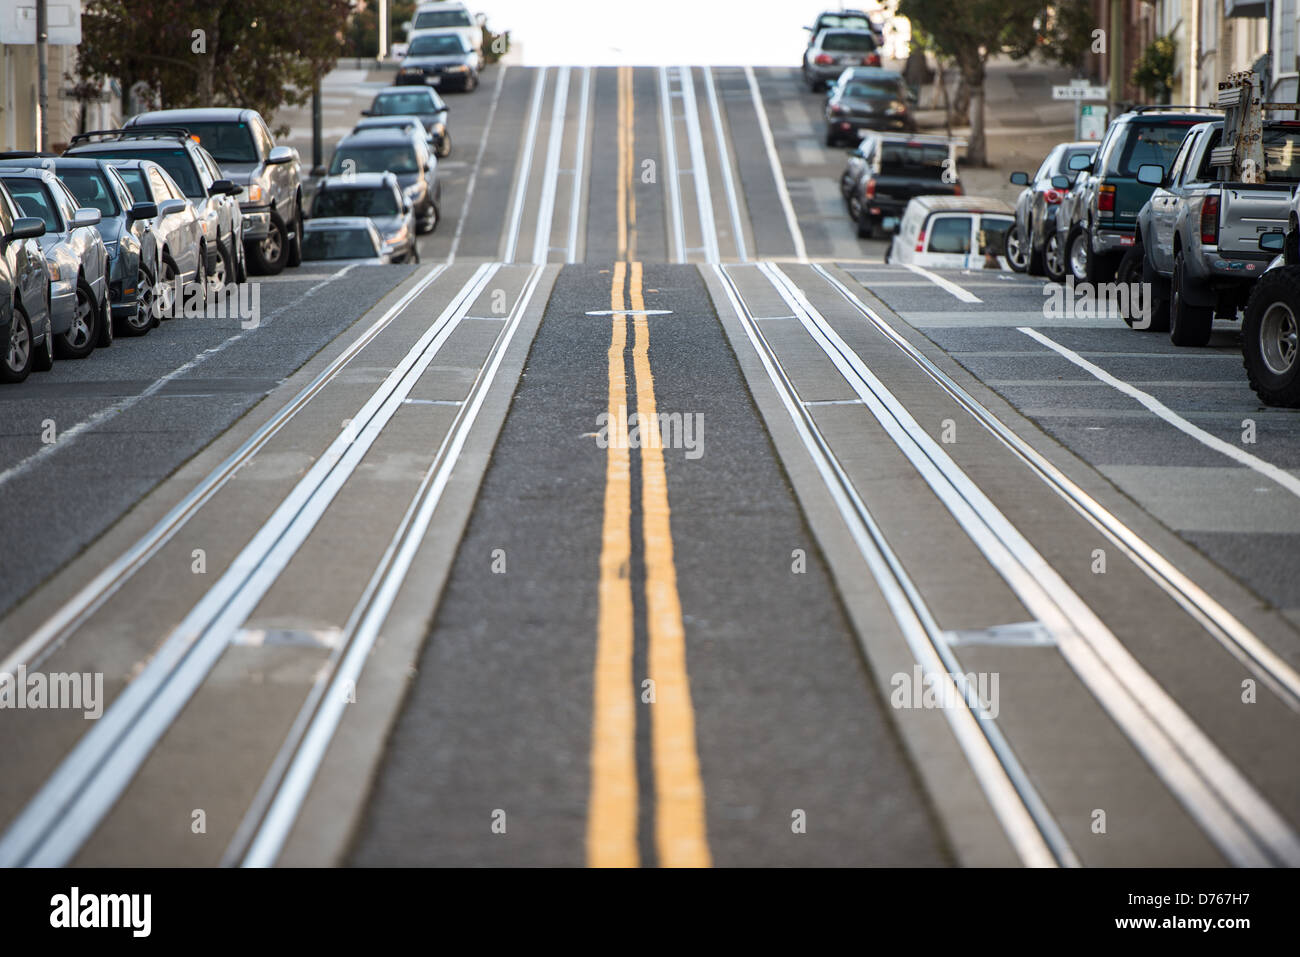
[77,0,352,136]
[1038,0,1098,76]
[898,0,1042,166]
[1132,36,1176,104]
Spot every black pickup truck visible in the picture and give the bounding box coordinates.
[840,132,964,238]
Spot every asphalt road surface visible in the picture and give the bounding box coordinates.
[0,66,1297,868]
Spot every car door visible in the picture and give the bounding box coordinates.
[1153,129,1197,271]
[922,213,973,268]
[53,181,106,304]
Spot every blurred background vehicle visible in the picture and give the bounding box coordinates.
[1005,141,1097,277]
[300,217,399,265]
[361,88,452,157]
[842,132,963,238]
[887,195,1014,269]
[802,28,880,92]
[328,128,441,234]
[310,172,418,264]
[824,67,917,145]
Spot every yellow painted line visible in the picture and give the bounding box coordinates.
[630,261,710,867]
[617,67,628,261]
[586,261,638,867]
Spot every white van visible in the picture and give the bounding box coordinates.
[406,2,484,65]
[887,196,1015,270]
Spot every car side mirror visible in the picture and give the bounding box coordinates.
[360,109,374,117]
[1260,232,1286,252]
[127,201,158,221]
[1051,175,1070,190]
[1136,163,1164,187]
[72,207,101,227]
[157,198,187,216]
[211,179,243,196]
[3,216,45,242]
[1009,171,1029,186]
[1068,153,1092,171]
[266,146,295,165]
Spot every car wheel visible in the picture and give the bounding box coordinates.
[157,257,179,320]
[855,206,874,240]
[1004,225,1030,273]
[1084,236,1118,284]
[410,242,420,264]
[419,199,440,235]
[1169,252,1214,347]
[210,239,234,293]
[1116,243,1145,328]
[32,312,54,372]
[1043,233,1067,283]
[118,264,155,337]
[437,132,452,159]
[1,305,34,383]
[95,290,112,348]
[1242,267,1300,407]
[250,213,290,275]
[286,200,303,269]
[1066,226,1089,282]
[55,279,98,359]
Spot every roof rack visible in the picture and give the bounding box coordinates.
[1129,105,1223,113]
[67,127,196,148]
[0,150,57,160]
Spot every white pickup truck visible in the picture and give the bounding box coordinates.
[1132,119,1299,346]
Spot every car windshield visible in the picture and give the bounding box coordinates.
[978,216,1014,254]
[314,187,400,217]
[1,179,61,230]
[844,81,898,99]
[111,168,149,202]
[1110,123,1194,177]
[409,34,466,56]
[878,143,948,178]
[330,144,418,175]
[84,148,203,197]
[819,15,871,30]
[412,9,472,28]
[372,92,438,115]
[303,228,378,260]
[151,122,259,164]
[823,32,875,52]
[57,169,120,216]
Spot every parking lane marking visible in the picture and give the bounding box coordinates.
[901,265,982,303]
[743,66,807,261]
[1020,327,1300,500]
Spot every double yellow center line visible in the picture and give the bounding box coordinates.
[587,254,710,867]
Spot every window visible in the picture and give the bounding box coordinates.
[1109,122,1195,177]
[821,32,876,52]
[1166,131,1196,183]
[113,167,148,202]
[1,180,61,231]
[302,228,379,260]
[978,216,1013,254]
[90,149,202,197]
[878,142,948,179]
[373,91,440,116]
[411,9,472,29]
[154,122,258,164]
[148,168,172,201]
[408,34,468,56]
[253,119,275,160]
[843,80,900,99]
[926,215,972,254]
[330,144,418,175]
[57,170,120,216]
[313,186,401,218]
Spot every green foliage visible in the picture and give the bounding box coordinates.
[1132,35,1176,103]
[77,0,351,132]
[898,0,1042,68]
[482,22,511,64]
[345,0,417,59]
[1038,0,1096,72]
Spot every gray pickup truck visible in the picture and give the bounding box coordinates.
[1133,119,1299,346]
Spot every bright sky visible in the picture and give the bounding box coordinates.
[468,0,894,66]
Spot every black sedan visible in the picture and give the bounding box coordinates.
[395,31,479,92]
[825,68,916,145]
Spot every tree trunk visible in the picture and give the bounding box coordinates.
[949,73,970,127]
[964,57,988,167]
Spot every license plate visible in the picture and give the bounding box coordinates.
[1120,235,1134,246]
[882,216,899,231]
[428,76,441,85]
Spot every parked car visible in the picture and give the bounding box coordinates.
[353,114,446,158]
[328,128,441,234]
[1131,118,1299,344]
[310,173,418,264]
[0,181,54,382]
[841,132,963,238]
[123,108,303,276]
[806,9,884,47]
[64,128,245,290]
[103,159,206,318]
[886,196,1015,269]
[1046,165,1095,283]
[361,87,452,157]
[0,167,110,359]
[0,156,164,337]
[803,28,881,91]
[397,30,480,91]
[1242,229,1300,406]
[824,67,916,144]
[300,218,398,265]
[406,1,484,65]
[1061,106,1216,284]
[1004,141,1097,277]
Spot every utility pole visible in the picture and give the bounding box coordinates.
[311,79,324,177]
[378,0,388,62]
[36,0,48,150]
[1108,0,1123,113]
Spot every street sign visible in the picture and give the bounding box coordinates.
[1052,84,1108,101]
[1079,104,1109,140]
[0,0,82,45]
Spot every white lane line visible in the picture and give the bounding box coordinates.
[677,66,719,264]
[767,263,1300,868]
[702,66,747,262]
[903,264,982,303]
[743,66,807,262]
[658,66,686,263]
[237,264,549,867]
[714,264,1060,867]
[502,67,547,264]
[0,268,356,493]
[0,265,500,868]
[0,263,424,680]
[447,64,508,264]
[566,67,592,263]
[531,66,571,265]
[1021,327,1300,500]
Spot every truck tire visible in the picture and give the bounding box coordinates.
[1242,266,1300,407]
[1117,243,1146,328]
[1141,243,1171,332]
[250,212,290,275]
[1170,252,1214,346]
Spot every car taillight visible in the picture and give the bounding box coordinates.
[915,230,925,252]
[863,53,880,66]
[829,104,844,115]
[1201,193,1220,245]
[814,54,833,65]
[864,178,876,199]
[1098,184,1115,214]
[1044,189,1063,204]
